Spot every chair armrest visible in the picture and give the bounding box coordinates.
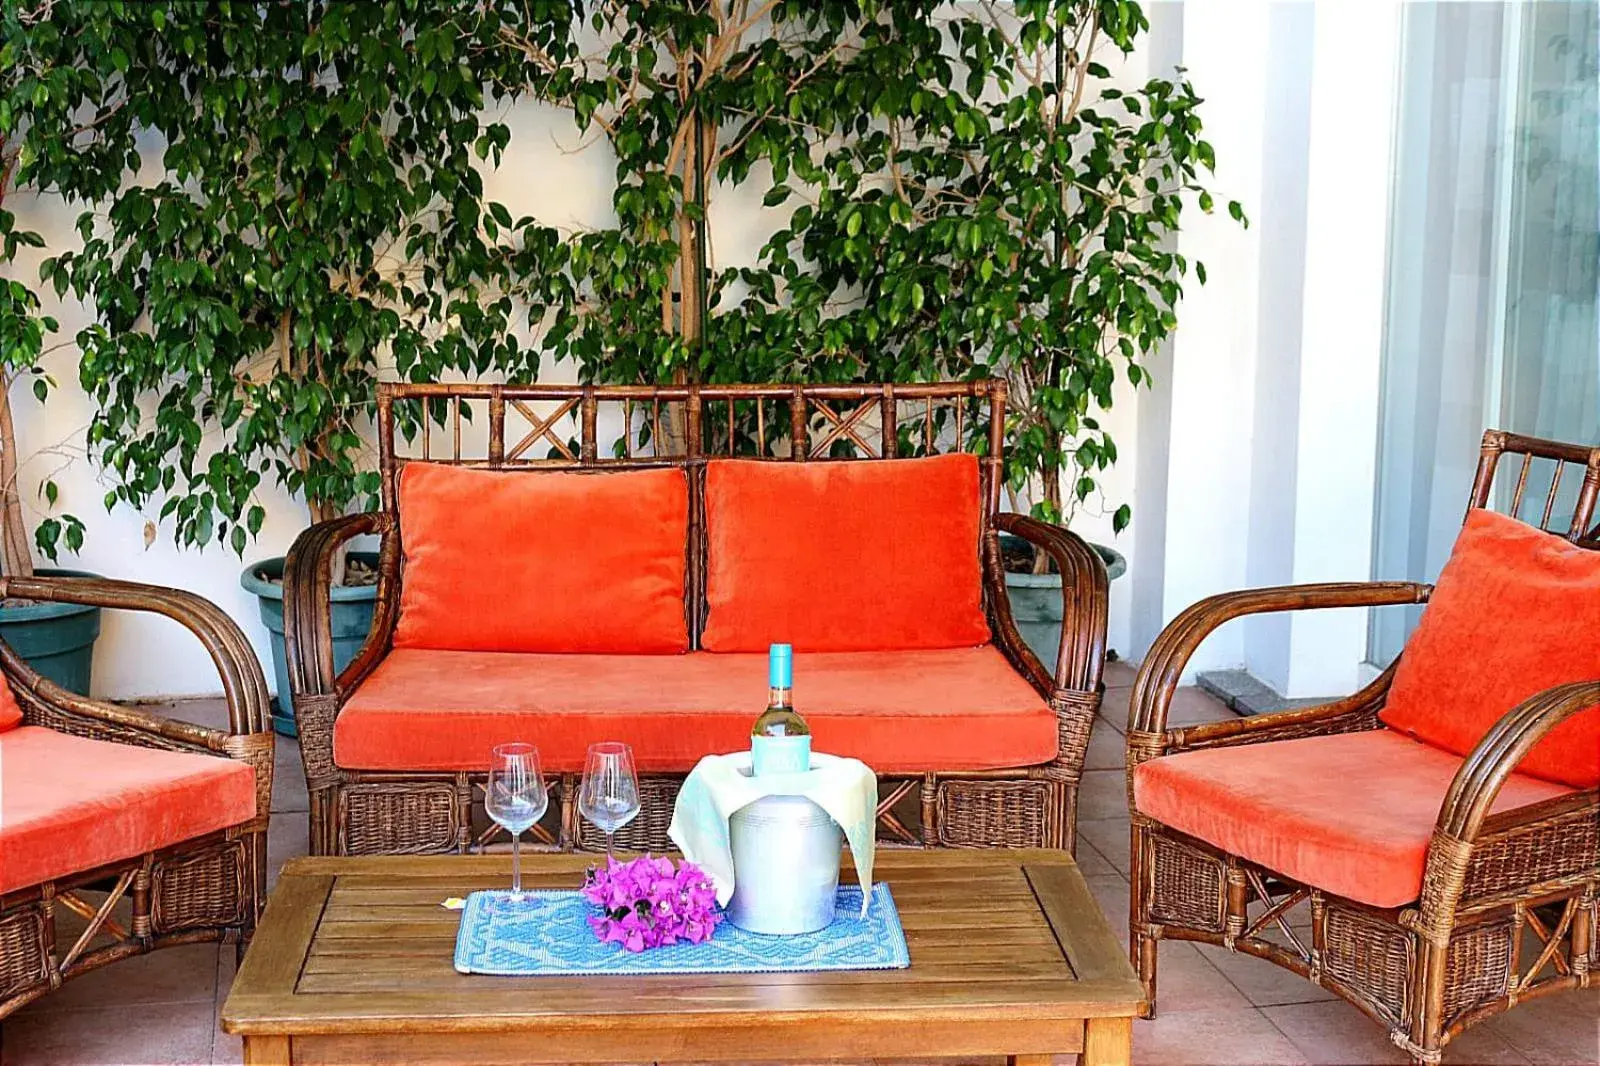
[1411,680,1600,943]
[0,574,271,737]
[281,511,394,701]
[990,512,1109,695]
[0,575,274,818]
[1128,581,1431,759]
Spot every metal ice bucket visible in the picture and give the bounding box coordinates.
[726,793,843,935]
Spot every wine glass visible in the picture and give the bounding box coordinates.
[579,742,641,859]
[486,743,546,897]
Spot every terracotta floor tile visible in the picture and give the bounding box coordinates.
[1482,988,1600,1065]
[1105,660,1138,688]
[272,736,308,814]
[1,999,217,1065]
[18,943,219,1014]
[1079,818,1134,877]
[1165,686,1235,727]
[1264,999,1530,1065]
[1078,769,1132,822]
[1133,1006,1311,1065]
[1152,943,1254,1014]
[1085,873,1134,948]
[1100,687,1131,735]
[1196,944,1336,1008]
[1085,719,1127,771]
[1074,835,1120,879]
[266,811,309,891]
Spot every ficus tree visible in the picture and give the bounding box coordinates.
[11,0,1234,568]
[0,0,137,576]
[503,0,1239,542]
[32,0,548,571]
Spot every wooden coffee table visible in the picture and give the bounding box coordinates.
[223,849,1140,1065]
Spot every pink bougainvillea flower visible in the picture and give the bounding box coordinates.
[582,855,723,952]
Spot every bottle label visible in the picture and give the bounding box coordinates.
[751,734,811,776]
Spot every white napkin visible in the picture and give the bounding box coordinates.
[668,751,877,917]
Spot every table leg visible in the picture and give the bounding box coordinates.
[1083,1016,1134,1066]
[241,1035,291,1066]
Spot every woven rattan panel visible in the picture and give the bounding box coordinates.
[934,779,1050,848]
[340,782,460,854]
[1148,834,1225,933]
[0,904,49,1002]
[1463,807,1599,901]
[151,842,247,933]
[1442,919,1515,1025]
[1323,904,1413,1024]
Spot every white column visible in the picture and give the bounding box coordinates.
[1276,0,1404,697]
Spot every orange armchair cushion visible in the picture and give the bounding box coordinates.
[1133,729,1573,909]
[0,726,257,895]
[700,455,991,652]
[394,463,690,654]
[334,645,1055,774]
[0,682,20,732]
[1379,508,1600,788]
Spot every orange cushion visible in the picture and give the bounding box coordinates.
[1133,729,1574,908]
[1380,508,1600,788]
[0,726,257,895]
[334,646,1055,774]
[0,682,20,732]
[394,463,690,654]
[700,455,991,652]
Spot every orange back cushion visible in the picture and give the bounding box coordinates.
[700,454,991,652]
[395,464,689,654]
[1380,508,1600,788]
[0,681,21,731]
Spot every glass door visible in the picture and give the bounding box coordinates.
[1370,1,1598,668]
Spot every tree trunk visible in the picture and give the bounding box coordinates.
[0,379,36,580]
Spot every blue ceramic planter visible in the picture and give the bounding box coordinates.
[242,554,378,737]
[999,534,1126,674]
[0,567,102,694]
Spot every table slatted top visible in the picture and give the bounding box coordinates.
[223,850,1140,1039]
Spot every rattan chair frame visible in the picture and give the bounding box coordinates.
[0,576,273,1020]
[1127,430,1600,1065]
[282,380,1109,859]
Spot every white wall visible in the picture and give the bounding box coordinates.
[1125,0,1404,696]
[2,1,1403,699]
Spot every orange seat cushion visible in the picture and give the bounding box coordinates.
[0,682,20,732]
[1133,729,1574,908]
[334,646,1055,774]
[700,455,991,652]
[1380,508,1600,788]
[0,726,257,895]
[394,463,690,654]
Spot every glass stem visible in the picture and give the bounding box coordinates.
[511,830,522,895]
[605,829,614,861]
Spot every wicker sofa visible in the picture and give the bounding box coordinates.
[283,380,1109,857]
[0,576,272,1019]
[1127,430,1600,1066]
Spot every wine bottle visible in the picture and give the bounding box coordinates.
[751,643,811,775]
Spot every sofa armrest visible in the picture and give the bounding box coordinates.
[1410,680,1600,944]
[1128,581,1432,763]
[990,513,1109,695]
[0,574,274,816]
[282,512,395,701]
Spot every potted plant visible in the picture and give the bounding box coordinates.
[35,2,539,732]
[0,5,140,691]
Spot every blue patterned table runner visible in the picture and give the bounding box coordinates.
[453,883,909,976]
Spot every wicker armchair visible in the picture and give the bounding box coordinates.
[0,576,272,1020]
[283,381,1109,858]
[1127,430,1600,1066]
